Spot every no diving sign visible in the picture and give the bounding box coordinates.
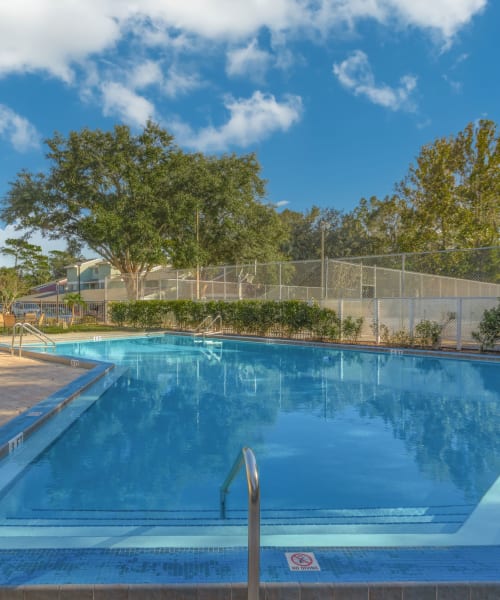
[285,552,320,571]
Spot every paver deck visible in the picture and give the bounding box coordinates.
[0,330,150,428]
[0,353,86,427]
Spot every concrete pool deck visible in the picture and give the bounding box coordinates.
[0,353,86,427]
[0,330,150,427]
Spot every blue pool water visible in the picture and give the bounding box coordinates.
[1,335,500,543]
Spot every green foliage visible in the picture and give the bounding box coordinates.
[0,267,29,313]
[414,319,444,348]
[2,123,286,300]
[341,316,364,342]
[472,302,500,351]
[109,303,128,326]
[64,292,87,324]
[1,237,50,286]
[48,247,83,279]
[379,314,454,348]
[108,299,348,341]
[279,300,313,334]
[379,324,414,347]
[397,119,500,255]
[310,305,342,340]
[278,121,500,266]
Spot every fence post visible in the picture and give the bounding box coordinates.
[338,298,343,342]
[324,258,329,301]
[374,298,380,345]
[279,262,282,301]
[400,253,406,297]
[456,298,463,351]
[359,261,363,299]
[409,297,415,337]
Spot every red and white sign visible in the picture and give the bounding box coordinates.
[285,552,321,571]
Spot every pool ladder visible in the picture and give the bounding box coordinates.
[11,322,56,357]
[193,314,222,337]
[220,447,260,600]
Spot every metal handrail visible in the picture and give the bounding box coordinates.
[11,322,56,357]
[220,447,260,600]
[193,314,222,336]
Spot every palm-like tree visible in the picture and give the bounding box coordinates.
[64,293,86,326]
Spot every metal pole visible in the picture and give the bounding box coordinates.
[324,258,329,301]
[456,298,463,351]
[246,449,260,600]
[320,226,325,295]
[196,208,200,300]
[401,253,406,297]
[56,283,60,323]
[219,448,260,600]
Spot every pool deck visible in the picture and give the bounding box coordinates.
[0,331,145,428]
[0,333,499,597]
[0,353,86,427]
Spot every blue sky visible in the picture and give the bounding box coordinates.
[0,0,497,259]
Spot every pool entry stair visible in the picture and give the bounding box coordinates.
[193,314,223,337]
[10,322,56,356]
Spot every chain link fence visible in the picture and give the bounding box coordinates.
[88,246,500,349]
[106,247,500,303]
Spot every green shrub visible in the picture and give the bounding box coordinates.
[380,324,414,347]
[108,298,348,340]
[311,307,341,340]
[109,302,128,326]
[414,319,443,348]
[473,301,500,351]
[341,316,364,342]
[280,300,313,334]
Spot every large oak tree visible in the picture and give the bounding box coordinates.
[2,122,286,298]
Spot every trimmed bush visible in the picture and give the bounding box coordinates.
[108,299,350,341]
[473,302,500,351]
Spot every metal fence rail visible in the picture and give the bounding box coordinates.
[107,248,500,303]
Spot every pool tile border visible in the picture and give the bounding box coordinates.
[0,349,114,460]
[0,546,499,588]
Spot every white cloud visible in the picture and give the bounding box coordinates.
[162,68,202,98]
[0,0,123,82]
[129,60,164,90]
[443,74,462,93]
[172,91,303,151]
[0,105,40,152]
[0,1,486,83]
[226,39,272,81]
[333,50,417,112]
[383,0,487,39]
[101,82,156,126]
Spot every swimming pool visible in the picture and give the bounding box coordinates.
[0,334,499,551]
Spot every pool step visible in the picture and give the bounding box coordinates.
[3,504,473,534]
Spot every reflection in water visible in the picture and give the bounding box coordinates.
[0,336,499,518]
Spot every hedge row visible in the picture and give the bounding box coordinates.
[109,299,364,342]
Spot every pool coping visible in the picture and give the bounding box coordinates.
[0,346,114,460]
[1,581,500,599]
[187,331,500,363]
